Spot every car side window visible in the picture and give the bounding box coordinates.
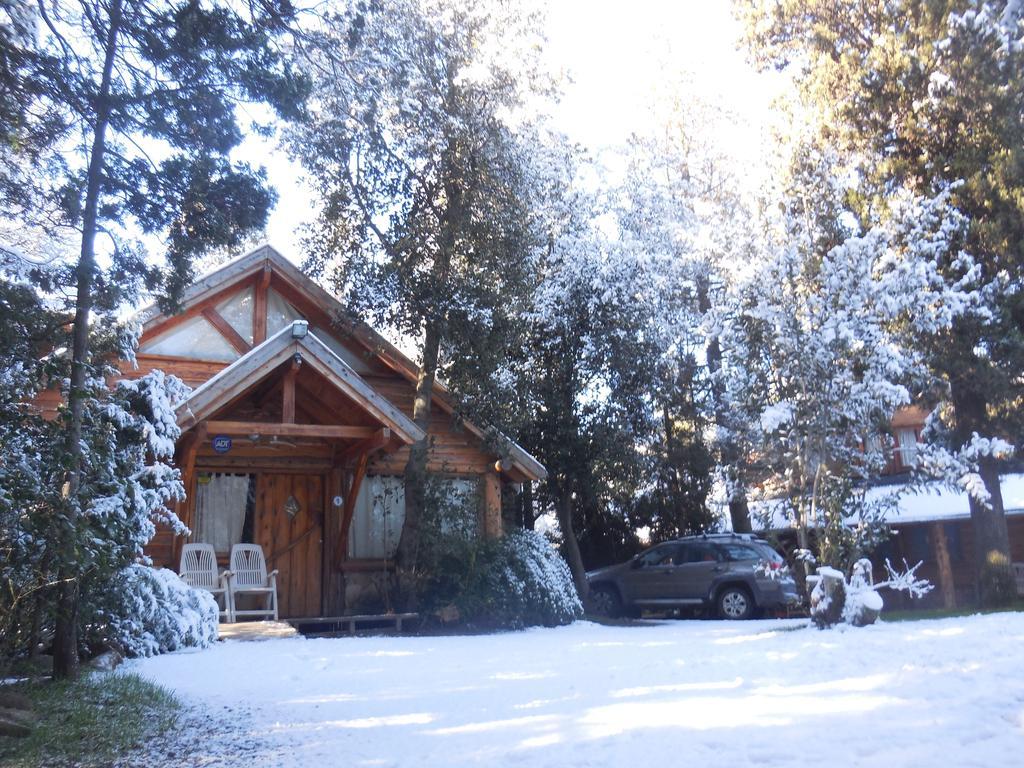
[636,544,678,567]
[719,543,761,561]
[675,542,722,564]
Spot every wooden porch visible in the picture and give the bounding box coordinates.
[168,321,426,618]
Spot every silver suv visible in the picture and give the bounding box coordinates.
[585,534,801,620]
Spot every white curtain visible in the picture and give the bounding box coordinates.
[897,428,918,466]
[192,474,250,552]
[348,476,405,559]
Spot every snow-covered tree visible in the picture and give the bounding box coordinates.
[2,0,307,677]
[293,0,555,602]
[0,256,195,663]
[738,0,1024,604]
[508,136,661,601]
[613,84,762,536]
[721,140,991,578]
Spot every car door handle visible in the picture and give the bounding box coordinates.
[712,565,726,572]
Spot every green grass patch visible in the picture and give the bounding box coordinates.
[0,671,179,768]
[881,601,1024,622]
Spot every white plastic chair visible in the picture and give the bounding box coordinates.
[228,544,279,621]
[180,543,234,622]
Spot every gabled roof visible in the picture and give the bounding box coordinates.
[144,245,546,480]
[176,321,425,446]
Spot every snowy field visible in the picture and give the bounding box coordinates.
[130,614,1024,767]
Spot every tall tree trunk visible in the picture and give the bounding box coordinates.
[53,0,124,680]
[969,456,1013,605]
[395,319,441,609]
[698,274,751,533]
[521,481,534,530]
[556,486,590,610]
[950,378,1013,606]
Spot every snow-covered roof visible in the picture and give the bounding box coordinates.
[744,473,1024,530]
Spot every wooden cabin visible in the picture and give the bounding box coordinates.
[87,245,545,618]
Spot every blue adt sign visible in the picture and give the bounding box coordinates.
[212,435,232,454]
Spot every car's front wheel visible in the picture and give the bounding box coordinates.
[590,585,623,618]
[716,585,754,620]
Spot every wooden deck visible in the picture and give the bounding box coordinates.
[289,613,419,636]
[218,620,299,642]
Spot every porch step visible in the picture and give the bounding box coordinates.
[289,613,419,636]
[218,620,299,642]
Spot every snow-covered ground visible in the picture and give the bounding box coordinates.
[130,614,1024,767]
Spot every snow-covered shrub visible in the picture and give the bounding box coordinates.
[422,529,582,630]
[809,558,932,629]
[460,530,583,629]
[90,565,218,657]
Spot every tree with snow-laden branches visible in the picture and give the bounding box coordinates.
[293,0,556,605]
[720,139,995,588]
[614,82,764,538]
[1,0,308,677]
[738,0,1024,605]
[0,261,215,663]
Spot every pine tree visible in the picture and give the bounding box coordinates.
[2,0,308,676]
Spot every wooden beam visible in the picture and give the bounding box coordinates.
[195,456,334,473]
[339,428,391,463]
[484,470,502,539]
[336,452,369,568]
[282,357,299,423]
[201,307,252,355]
[203,420,377,440]
[171,423,206,567]
[253,265,270,344]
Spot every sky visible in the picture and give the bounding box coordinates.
[253,0,788,264]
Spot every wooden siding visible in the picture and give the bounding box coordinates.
[873,514,1024,609]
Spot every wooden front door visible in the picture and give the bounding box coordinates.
[254,473,324,618]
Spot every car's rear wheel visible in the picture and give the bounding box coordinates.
[717,585,754,620]
[590,585,623,618]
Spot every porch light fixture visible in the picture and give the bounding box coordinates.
[284,494,301,519]
[291,320,308,338]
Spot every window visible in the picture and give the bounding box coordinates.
[215,287,254,345]
[191,473,254,552]
[348,475,406,559]
[635,543,679,567]
[310,326,374,373]
[904,525,931,563]
[716,542,771,563]
[676,542,723,564]
[425,476,481,539]
[938,523,963,562]
[896,428,919,467]
[139,315,239,361]
[266,288,306,336]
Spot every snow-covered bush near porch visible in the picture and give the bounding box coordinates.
[92,564,218,657]
[454,530,582,630]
